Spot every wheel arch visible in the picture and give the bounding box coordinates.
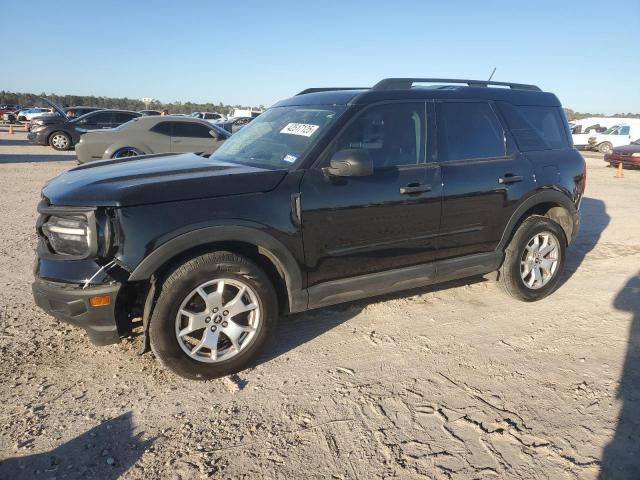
[127,226,306,314]
[104,142,149,159]
[498,190,578,251]
[48,129,71,144]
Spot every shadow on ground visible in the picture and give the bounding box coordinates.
[561,196,609,286]
[0,412,153,480]
[0,138,30,147]
[0,153,76,163]
[599,272,640,479]
[257,276,482,365]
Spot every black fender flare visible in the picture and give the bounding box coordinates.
[497,189,579,250]
[127,225,306,312]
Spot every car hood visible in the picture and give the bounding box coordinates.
[40,97,69,119]
[613,144,640,154]
[42,153,287,207]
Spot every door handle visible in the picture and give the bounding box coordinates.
[400,183,432,194]
[498,174,523,184]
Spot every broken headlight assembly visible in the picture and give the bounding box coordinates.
[37,203,106,260]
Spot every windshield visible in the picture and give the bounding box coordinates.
[211,105,346,169]
[632,138,640,145]
[602,126,620,135]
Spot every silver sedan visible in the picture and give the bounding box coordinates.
[75,115,231,163]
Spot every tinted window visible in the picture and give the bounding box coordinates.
[439,102,505,161]
[498,104,568,151]
[172,122,213,138]
[332,102,425,169]
[151,122,171,135]
[619,126,630,135]
[86,112,113,124]
[113,112,137,123]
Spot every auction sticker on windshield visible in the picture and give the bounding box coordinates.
[280,123,319,137]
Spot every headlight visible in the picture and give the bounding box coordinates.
[632,153,640,157]
[42,215,92,256]
[37,203,102,259]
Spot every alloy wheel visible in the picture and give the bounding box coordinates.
[520,231,560,290]
[51,134,69,149]
[174,278,260,363]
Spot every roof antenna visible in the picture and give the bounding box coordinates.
[488,67,497,82]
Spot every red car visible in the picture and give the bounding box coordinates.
[604,139,640,168]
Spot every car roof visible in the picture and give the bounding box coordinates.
[274,78,561,108]
[127,115,216,126]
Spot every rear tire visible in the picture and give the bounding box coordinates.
[112,147,143,159]
[498,216,567,302]
[149,251,277,380]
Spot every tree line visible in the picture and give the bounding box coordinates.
[0,91,265,115]
[1,91,637,120]
[563,108,640,121]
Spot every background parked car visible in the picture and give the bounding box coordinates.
[138,110,161,116]
[75,115,230,163]
[588,121,640,153]
[570,117,623,149]
[1,112,17,123]
[604,138,640,168]
[191,111,225,121]
[27,109,141,151]
[29,106,103,131]
[0,104,20,117]
[215,116,253,133]
[23,107,52,121]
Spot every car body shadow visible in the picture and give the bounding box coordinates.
[0,153,76,164]
[560,196,609,286]
[0,412,153,480]
[598,272,640,479]
[256,276,483,366]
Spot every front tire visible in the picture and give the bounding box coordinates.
[149,251,277,380]
[49,131,72,151]
[498,216,566,302]
[598,142,613,154]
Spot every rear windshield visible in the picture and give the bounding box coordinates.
[498,104,569,151]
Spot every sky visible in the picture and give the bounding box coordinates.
[2,0,639,114]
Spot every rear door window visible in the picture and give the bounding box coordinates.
[172,122,213,138]
[151,122,171,135]
[438,102,505,161]
[498,104,569,151]
[87,112,113,126]
[113,112,137,124]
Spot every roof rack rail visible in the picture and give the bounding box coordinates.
[372,78,541,92]
[296,87,368,96]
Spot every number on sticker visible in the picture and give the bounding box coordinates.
[280,123,320,137]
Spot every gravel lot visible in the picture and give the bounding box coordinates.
[0,127,638,480]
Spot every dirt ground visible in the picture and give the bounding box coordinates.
[0,128,638,480]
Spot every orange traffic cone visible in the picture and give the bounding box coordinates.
[8,123,14,134]
[615,162,624,178]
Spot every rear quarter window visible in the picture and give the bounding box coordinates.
[498,103,569,151]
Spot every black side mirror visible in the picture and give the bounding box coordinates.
[323,149,373,177]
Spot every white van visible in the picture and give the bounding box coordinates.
[570,117,626,148]
[587,120,640,153]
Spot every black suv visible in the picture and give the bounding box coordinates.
[32,78,585,380]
